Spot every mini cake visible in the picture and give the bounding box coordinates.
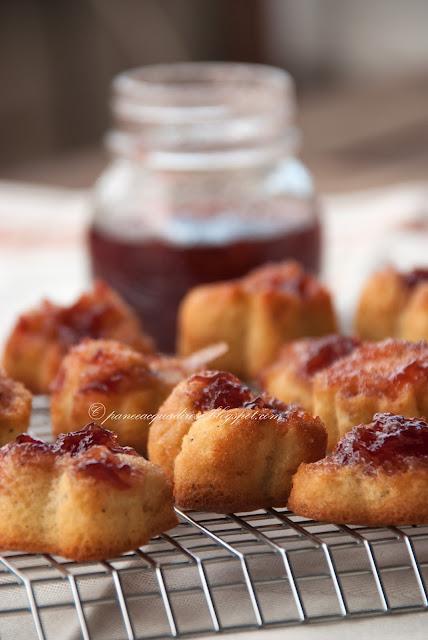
[51,338,226,453]
[312,339,428,450]
[356,266,428,341]
[0,423,177,560]
[3,280,154,394]
[0,372,32,446]
[288,413,428,525]
[177,261,337,379]
[260,335,360,412]
[148,370,327,512]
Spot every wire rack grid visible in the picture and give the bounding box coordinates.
[0,403,427,639]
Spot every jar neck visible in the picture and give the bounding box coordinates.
[107,62,300,171]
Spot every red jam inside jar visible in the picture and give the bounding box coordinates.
[89,213,320,352]
[8,423,138,458]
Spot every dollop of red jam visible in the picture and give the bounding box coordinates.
[2,424,139,489]
[53,423,139,456]
[189,370,292,418]
[318,339,428,396]
[15,282,123,349]
[190,371,253,411]
[73,449,138,489]
[5,424,137,457]
[403,269,428,290]
[330,413,428,471]
[55,298,116,347]
[302,335,361,377]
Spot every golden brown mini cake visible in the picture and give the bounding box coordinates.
[289,413,428,525]
[3,280,154,394]
[178,261,337,379]
[0,372,32,446]
[356,266,428,341]
[312,338,428,450]
[148,370,326,512]
[0,423,177,560]
[260,335,360,412]
[51,338,226,453]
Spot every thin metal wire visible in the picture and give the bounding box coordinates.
[176,507,264,627]
[0,556,46,640]
[229,514,306,621]
[136,549,178,637]
[390,527,428,607]
[338,525,389,611]
[102,560,136,640]
[161,533,221,632]
[270,508,349,616]
[43,555,90,640]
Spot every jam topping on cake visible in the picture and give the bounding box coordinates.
[330,413,428,471]
[53,340,153,395]
[55,301,115,347]
[190,371,254,410]
[189,370,293,419]
[14,281,146,351]
[16,291,118,347]
[318,339,428,397]
[2,424,139,488]
[54,282,126,347]
[403,268,428,290]
[4,424,138,457]
[53,423,138,456]
[298,335,360,377]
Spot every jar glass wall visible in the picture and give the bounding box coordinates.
[89,63,321,352]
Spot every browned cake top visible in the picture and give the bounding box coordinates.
[315,339,428,396]
[328,413,428,472]
[187,370,303,421]
[243,261,326,299]
[14,281,150,351]
[52,338,154,395]
[274,335,361,379]
[402,268,428,290]
[0,372,30,416]
[0,374,17,407]
[1,424,141,488]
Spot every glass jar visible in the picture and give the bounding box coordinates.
[89,63,321,352]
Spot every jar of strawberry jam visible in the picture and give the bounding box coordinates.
[89,63,321,352]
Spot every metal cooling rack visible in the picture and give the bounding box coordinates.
[0,402,427,639]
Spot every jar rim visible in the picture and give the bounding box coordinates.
[113,62,294,108]
[109,62,298,162]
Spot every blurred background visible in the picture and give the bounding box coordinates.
[1,0,428,192]
[0,0,427,340]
